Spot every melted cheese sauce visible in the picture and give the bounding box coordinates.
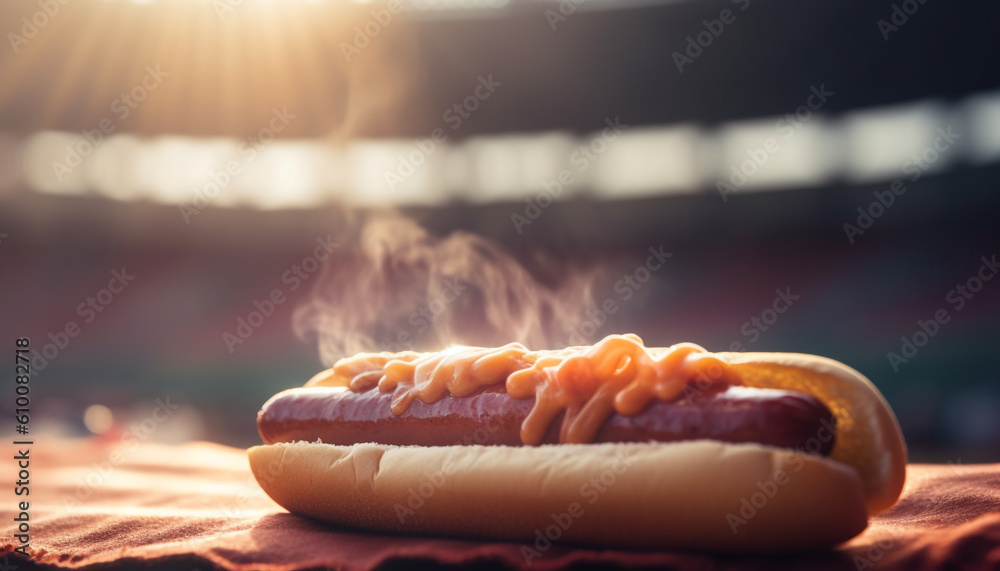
[305,334,741,445]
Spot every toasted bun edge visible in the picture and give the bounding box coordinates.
[716,352,906,514]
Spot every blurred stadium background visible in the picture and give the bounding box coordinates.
[1,0,998,460]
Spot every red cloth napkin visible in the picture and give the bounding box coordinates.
[2,437,999,570]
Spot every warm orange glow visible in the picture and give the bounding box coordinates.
[83,404,115,434]
[0,0,378,138]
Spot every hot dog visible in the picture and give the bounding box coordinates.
[248,334,907,552]
[258,384,838,453]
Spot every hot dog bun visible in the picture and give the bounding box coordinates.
[248,351,906,551]
[249,440,866,551]
[717,352,906,515]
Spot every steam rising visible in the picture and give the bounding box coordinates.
[294,213,596,364]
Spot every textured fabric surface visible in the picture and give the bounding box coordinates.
[2,438,998,570]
